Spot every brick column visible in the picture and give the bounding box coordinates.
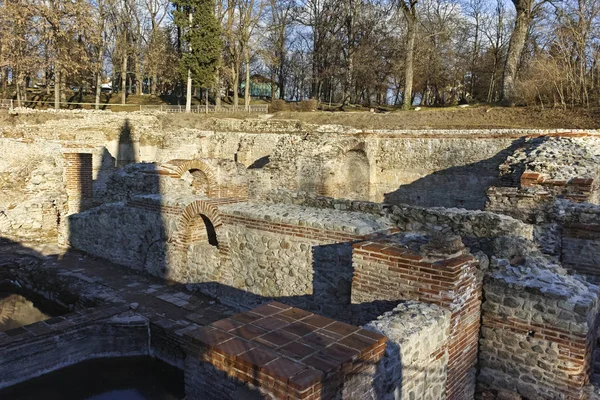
[351,233,482,400]
[64,153,93,214]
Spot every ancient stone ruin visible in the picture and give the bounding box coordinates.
[1,112,600,399]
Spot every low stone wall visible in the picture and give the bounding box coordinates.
[264,188,535,257]
[194,202,393,321]
[479,261,600,399]
[68,202,171,272]
[485,186,555,223]
[67,197,394,323]
[0,306,146,389]
[364,301,450,400]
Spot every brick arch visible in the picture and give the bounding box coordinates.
[167,159,218,197]
[172,200,228,256]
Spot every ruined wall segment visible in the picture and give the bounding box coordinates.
[486,135,600,222]
[0,138,65,240]
[479,261,600,399]
[553,201,600,280]
[364,301,450,400]
[351,233,482,399]
[217,202,393,319]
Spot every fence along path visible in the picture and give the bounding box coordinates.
[0,99,269,113]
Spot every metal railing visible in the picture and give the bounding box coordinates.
[0,99,269,114]
[139,104,269,113]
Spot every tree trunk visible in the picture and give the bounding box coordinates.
[54,66,60,110]
[135,52,142,95]
[95,41,104,110]
[277,35,285,100]
[233,63,239,107]
[151,73,157,95]
[214,57,222,106]
[45,69,51,95]
[244,48,250,110]
[278,66,285,100]
[186,68,192,112]
[270,69,275,100]
[215,70,221,106]
[121,52,127,104]
[15,73,22,108]
[402,14,417,110]
[502,1,531,105]
[60,72,66,103]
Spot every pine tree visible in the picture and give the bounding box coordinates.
[174,0,221,111]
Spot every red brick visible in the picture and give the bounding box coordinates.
[236,347,279,367]
[261,357,308,384]
[303,353,341,374]
[231,324,268,340]
[256,329,300,348]
[289,368,324,390]
[323,321,360,337]
[280,308,314,321]
[280,341,318,360]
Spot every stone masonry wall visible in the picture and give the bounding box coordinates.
[553,201,600,280]
[351,233,482,400]
[67,197,394,323]
[215,203,393,320]
[0,310,148,389]
[364,301,450,400]
[6,113,597,212]
[479,261,600,399]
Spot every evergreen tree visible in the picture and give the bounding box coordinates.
[173,0,221,110]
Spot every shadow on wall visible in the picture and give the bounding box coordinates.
[68,119,168,278]
[116,119,136,168]
[247,156,270,169]
[383,137,546,210]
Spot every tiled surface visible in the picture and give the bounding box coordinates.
[184,301,387,394]
[0,241,234,347]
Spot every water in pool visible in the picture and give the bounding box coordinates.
[0,357,185,400]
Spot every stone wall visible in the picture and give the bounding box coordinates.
[67,196,394,323]
[0,138,66,240]
[0,308,147,389]
[7,113,598,212]
[479,260,600,399]
[364,301,450,400]
[216,203,392,319]
[265,188,535,259]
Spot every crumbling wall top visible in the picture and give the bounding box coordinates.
[218,202,393,235]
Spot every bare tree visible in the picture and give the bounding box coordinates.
[398,0,418,109]
[502,0,548,104]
